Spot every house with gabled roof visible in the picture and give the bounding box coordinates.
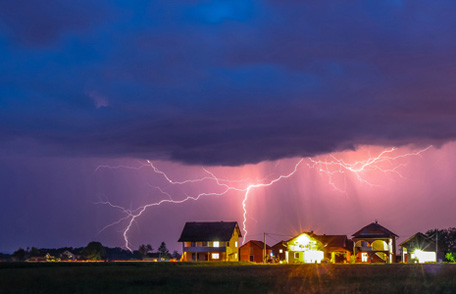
[271,241,287,263]
[239,240,272,263]
[315,234,353,263]
[284,232,352,264]
[399,232,437,263]
[178,221,241,262]
[352,221,397,263]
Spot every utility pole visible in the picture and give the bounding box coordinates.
[436,229,439,262]
[264,232,267,264]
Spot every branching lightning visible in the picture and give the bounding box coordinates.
[96,145,432,251]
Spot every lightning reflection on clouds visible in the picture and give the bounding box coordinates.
[96,145,431,251]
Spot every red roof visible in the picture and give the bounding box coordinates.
[240,240,271,249]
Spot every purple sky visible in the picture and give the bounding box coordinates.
[1,1,456,253]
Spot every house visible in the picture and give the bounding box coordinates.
[352,221,397,263]
[239,240,272,263]
[178,221,241,262]
[286,232,325,263]
[399,232,437,263]
[271,241,287,263]
[60,250,76,261]
[314,234,352,263]
[285,232,352,264]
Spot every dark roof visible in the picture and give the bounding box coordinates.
[178,221,241,242]
[399,232,436,249]
[314,235,348,248]
[271,241,287,249]
[352,222,398,238]
[240,240,271,250]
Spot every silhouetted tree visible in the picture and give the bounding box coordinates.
[138,244,153,259]
[426,228,456,262]
[158,242,170,260]
[81,242,106,260]
[171,250,181,260]
[29,247,41,257]
[12,248,26,261]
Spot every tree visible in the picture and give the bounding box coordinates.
[171,250,181,260]
[12,248,26,261]
[158,242,170,260]
[81,242,106,260]
[426,228,456,262]
[29,247,41,257]
[138,244,153,259]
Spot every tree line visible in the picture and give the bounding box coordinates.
[5,241,180,262]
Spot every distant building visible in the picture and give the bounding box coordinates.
[60,250,76,261]
[352,221,397,263]
[239,240,271,263]
[178,221,241,262]
[314,234,352,263]
[271,241,287,262]
[399,232,437,263]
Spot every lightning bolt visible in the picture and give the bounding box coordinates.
[96,145,432,251]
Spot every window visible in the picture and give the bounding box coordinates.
[213,241,220,247]
[235,253,238,260]
[192,253,196,261]
[202,241,207,247]
[212,253,220,260]
[279,249,283,253]
[294,252,299,259]
[362,253,368,262]
[250,256,254,262]
[235,241,238,248]
[191,242,196,247]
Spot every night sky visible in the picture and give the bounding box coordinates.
[1,1,456,253]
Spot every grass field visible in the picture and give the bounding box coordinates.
[1,262,456,294]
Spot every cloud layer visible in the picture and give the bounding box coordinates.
[1,0,456,165]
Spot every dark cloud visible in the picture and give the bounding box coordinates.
[1,0,456,165]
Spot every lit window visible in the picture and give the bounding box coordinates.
[279,249,283,253]
[235,253,238,259]
[213,241,220,247]
[212,253,220,259]
[235,241,238,248]
[362,253,368,262]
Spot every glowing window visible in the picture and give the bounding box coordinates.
[279,249,283,253]
[212,253,220,259]
[362,253,368,262]
[213,241,220,247]
[235,241,238,247]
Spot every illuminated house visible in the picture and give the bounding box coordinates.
[178,221,241,262]
[352,221,397,263]
[286,232,325,263]
[239,240,272,263]
[399,232,436,263]
[285,233,352,264]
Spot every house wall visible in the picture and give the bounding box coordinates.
[226,228,240,261]
[239,243,265,263]
[353,237,396,263]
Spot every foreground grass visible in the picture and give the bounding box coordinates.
[1,262,456,294]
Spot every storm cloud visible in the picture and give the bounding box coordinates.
[1,0,456,165]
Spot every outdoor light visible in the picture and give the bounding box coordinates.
[413,249,436,263]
